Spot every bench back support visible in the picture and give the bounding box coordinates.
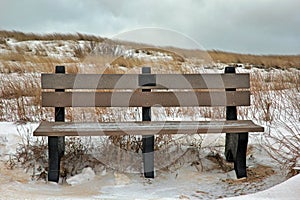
[225,66,248,178]
[41,70,250,108]
[41,91,250,107]
[48,66,66,182]
[141,67,154,178]
[42,74,250,90]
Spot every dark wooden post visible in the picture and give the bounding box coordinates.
[225,66,238,162]
[48,66,65,182]
[224,66,248,178]
[141,67,155,178]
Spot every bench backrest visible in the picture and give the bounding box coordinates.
[41,68,250,108]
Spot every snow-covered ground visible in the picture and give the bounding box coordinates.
[0,121,296,199]
[225,174,300,200]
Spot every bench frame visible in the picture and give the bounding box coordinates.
[34,65,264,182]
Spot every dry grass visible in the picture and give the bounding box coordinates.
[111,56,146,68]
[0,56,77,74]
[1,30,300,70]
[117,39,300,69]
[251,69,300,91]
[114,47,187,73]
[247,70,300,175]
[264,119,300,177]
[0,30,109,74]
[6,126,104,179]
[208,50,300,69]
[0,74,41,121]
[0,30,105,42]
[137,47,185,62]
[2,30,300,74]
[1,63,298,124]
[0,74,40,99]
[250,69,299,123]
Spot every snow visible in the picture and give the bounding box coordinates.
[0,121,296,199]
[66,167,95,186]
[224,174,300,200]
[0,122,22,159]
[0,122,38,160]
[124,49,174,61]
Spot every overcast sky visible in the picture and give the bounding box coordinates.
[1,0,299,54]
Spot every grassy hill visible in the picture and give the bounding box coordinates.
[1,30,300,73]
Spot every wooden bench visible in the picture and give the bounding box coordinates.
[34,66,264,182]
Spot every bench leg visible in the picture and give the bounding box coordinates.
[234,132,248,179]
[142,135,154,178]
[225,133,238,162]
[48,136,65,182]
[225,132,248,178]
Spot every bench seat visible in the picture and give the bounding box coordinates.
[34,120,263,136]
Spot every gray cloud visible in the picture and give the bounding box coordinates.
[0,0,299,54]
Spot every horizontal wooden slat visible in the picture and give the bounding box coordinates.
[42,74,250,89]
[42,74,137,89]
[156,74,250,89]
[42,91,250,107]
[33,120,264,136]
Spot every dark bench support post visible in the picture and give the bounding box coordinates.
[141,67,155,178]
[48,66,65,182]
[224,66,248,178]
